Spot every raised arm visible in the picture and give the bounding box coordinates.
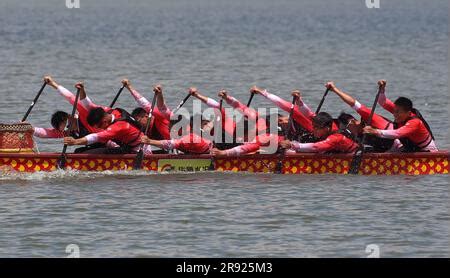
[377,80,395,114]
[326,81,357,107]
[219,90,267,132]
[292,90,315,120]
[219,90,258,120]
[122,79,152,111]
[326,81,392,130]
[189,88,236,137]
[44,76,89,110]
[252,86,314,132]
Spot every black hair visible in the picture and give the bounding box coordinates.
[394,97,413,112]
[51,111,69,129]
[131,107,146,118]
[264,113,284,135]
[87,107,107,126]
[312,112,333,129]
[169,114,184,127]
[337,112,356,126]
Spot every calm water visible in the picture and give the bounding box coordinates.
[0,0,448,257]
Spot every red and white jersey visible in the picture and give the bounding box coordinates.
[223,134,283,156]
[129,89,171,140]
[260,90,314,132]
[378,90,396,114]
[205,98,237,138]
[33,127,65,138]
[160,133,212,154]
[378,90,418,118]
[225,96,267,132]
[260,90,340,132]
[84,109,143,147]
[378,118,437,151]
[57,86,100,134]
[377,92,436,151]
[291,133,358,153]
[352,100,392,130]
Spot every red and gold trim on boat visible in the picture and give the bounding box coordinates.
[0,152,448,175]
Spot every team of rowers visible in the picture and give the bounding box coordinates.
[31,75,437,156]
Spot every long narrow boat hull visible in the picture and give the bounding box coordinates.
[0,152,448,175]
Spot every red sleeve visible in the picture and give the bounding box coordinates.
[292,109,314,132]
[291,133,355,153]
[85,122,128,144]
[379,118,420,139]
[310,135,338,152]
[378,93,395,114]
[357,104,391,129]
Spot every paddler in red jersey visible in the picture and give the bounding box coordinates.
[362,80,437,152]
[140,115,213,154]
[249,86,339,142]
[122,79,171,141]
[188,88,238,146]
[43,76,99,135]
[39,76,121,152]
[325,81,402,152]
[279,112,358,153]
[211,128,281,156]
[62,106,152,154]
[210,89,282,156]
[32,77,96,143]
[249,86,314,133]
[217,89,268,135]
[33,111,78,139]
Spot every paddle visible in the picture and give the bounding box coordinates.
[247,92,255,107]
[214,98,224,144]
[133,93,158,170]
[209,98,225,169]
[315,88,330,114]
[348,85,383,174]
[285,95,298,140]
[22,82,47,122]
[172,93,192,114]
[276,95,298,174]
[216,98,224,126]
[57,87,81,170]
[109,85,125,108]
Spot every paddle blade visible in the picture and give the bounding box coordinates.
[348,148,364,174]
[275,159,283,174]
[133,149,144,170]
[57,146,68,170]
[247,93,255,107]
